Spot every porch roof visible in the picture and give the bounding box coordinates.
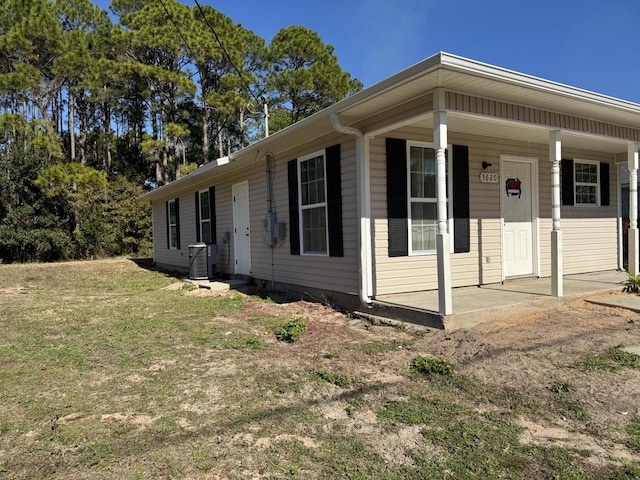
[140,52,640,202]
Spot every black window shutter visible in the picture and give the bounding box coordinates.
[209,186,217,244]
[287,159,300,255]
[386,138,408,257]
[561,159,574,206]
[166,201,170,249]
[195,192,201,243]
[600,162,610,206]
[452,145,470,253]
[326,144,343,257]
[174,198,180,250]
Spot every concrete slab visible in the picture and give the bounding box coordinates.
[186,278,246,292]
[369,270,629,330]
[585,293,640,313]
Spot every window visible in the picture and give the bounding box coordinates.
[386,139,469,257]
[198,189,212,243]
[407,142,451,254]
[574,160,600,206]
[299,151,328,255]
[168,198,179,249]
[288,145,342,257]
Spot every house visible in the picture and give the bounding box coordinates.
[139,52,640,328]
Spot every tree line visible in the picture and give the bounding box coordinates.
[0,0,362,263]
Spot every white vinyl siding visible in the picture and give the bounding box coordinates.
[151,137,359,294]
[149,123,619,300]
[561,218,618,274]
[445,91,640,142]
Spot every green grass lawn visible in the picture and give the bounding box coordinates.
[0,258,638,479]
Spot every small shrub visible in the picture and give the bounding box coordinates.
[314,368,351,388]
[275,316,308,343]
[411,355,454,376]
[622,271,640,294]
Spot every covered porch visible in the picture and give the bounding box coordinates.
[367,270,628,330]
[329,54,640,323]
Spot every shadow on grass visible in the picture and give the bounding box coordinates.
[128,257,196,281]
[126,257,311,308]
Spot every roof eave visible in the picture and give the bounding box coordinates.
[139,51,640,202]
[439,52,640,114]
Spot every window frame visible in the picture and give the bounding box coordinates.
[406,141,454,256]
[298,150,329,256]
[574,159,600,207]
[168,198,179,250]
[198,188,212,243]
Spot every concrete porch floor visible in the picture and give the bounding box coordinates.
[367,270,630,330]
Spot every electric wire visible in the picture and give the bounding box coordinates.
[161,0,265,153]
[157,0,199,66]
[157,0,251,154]
[192,0,262,106]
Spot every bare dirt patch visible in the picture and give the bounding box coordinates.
[237,290,640,468]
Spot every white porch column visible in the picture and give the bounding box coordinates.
[549,130,563,297]
[628,143,639,275]
[434,90,452,316]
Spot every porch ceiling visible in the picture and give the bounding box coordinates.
[445,112,631,154]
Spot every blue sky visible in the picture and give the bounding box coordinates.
[103,0,640,103]
[212,0,640,102]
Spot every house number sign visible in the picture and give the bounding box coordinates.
[479,172,498,183]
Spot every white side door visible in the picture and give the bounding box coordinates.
[232,181,251,275]
[502,158,537,278]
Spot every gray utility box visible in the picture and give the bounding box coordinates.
[206,244,218,280]
[188,244,208,280]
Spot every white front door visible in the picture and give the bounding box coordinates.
[232,181,251,275]
[502,157,537,278]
